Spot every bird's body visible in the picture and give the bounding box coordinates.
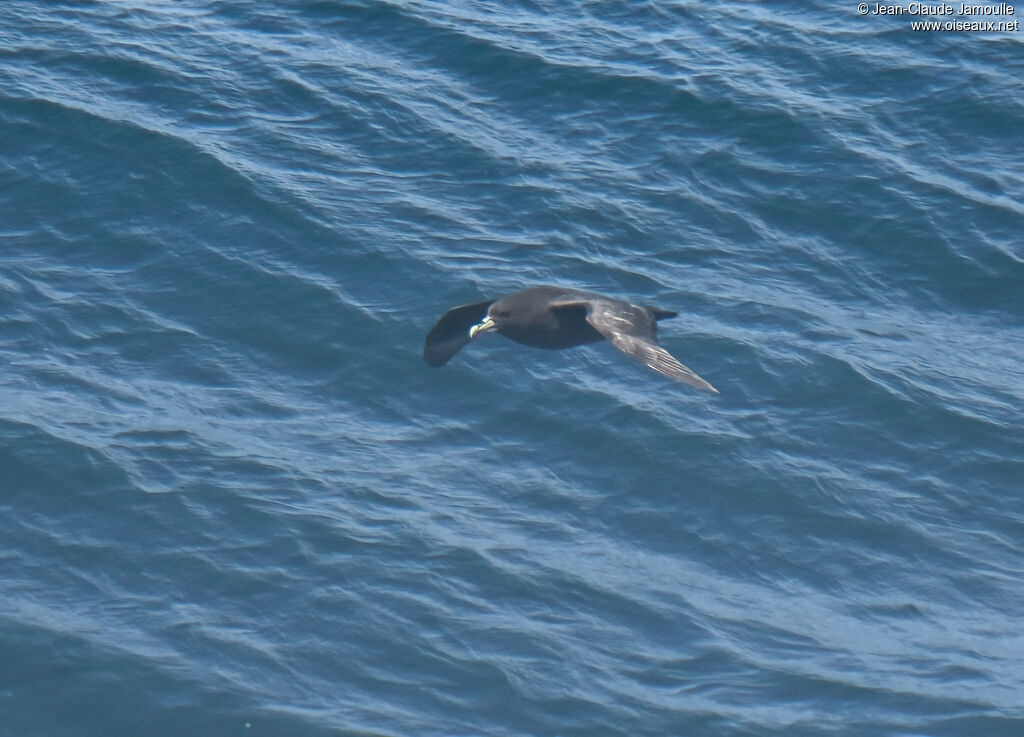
[480,286,606,349]
[424,286,717,392]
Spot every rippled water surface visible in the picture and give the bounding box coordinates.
[2,2,1022,735]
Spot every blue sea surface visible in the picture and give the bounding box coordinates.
[1,2,1022,735]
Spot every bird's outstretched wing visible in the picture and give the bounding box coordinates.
[423,300,494,367]
[569,298,718,392]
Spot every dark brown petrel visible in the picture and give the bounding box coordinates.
[424,285,717,392]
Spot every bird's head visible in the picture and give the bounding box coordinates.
[468,305,512,339]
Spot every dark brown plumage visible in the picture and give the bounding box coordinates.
[424,286,717,392]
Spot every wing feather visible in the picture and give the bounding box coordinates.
[423,300,494,367]
[582,299,718,392]
[603,332,718,392]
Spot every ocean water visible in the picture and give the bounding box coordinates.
[1,1,1022,735]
